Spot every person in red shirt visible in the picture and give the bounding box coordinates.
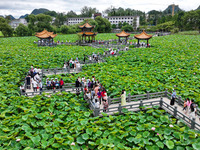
[59,78,64,88]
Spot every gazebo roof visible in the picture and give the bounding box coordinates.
[134,30,152,40]
[78,32,97,36]
[79,23,94,29]
[35,29,57,39]
[116,30,130,37]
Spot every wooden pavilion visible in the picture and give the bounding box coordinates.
[35,29,57,46]
[78,23,97,43]
[134,30,152,45]
[116,30,130,42]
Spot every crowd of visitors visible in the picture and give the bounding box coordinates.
[46,78,64,90]
[171,89,199,121]
[75,76,109,112]
[63,58,81,70]
[24,66,42,92]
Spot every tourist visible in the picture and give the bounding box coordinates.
[103,99,108,112]
[121,90,126,107]
[94,99,100,108]
[59,78,64,88]
[85,91,91,100]
[75,78,80,91]
[101,88,107,102]
[50,78,55,89]
[182,100,187,113]
[186,98,191,114]
[91,88,95,99]
[94,85,99,95]
[55,78,60,89]
[25,74,31,89]
[46,78,51,90]
[189,99,196,120]
[32,79,38,92]
[39,80,42,94]
[34,67,38,73]
[97,89,102,104]
[63,63,67,70]
[170,89,176,106]
[81,77,85,86]
[84,86,88,93]
[20,85,25,94]
[88,80,92,89]
[89,56,92,63]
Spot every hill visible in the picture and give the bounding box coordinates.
[31,8,50,15]
[8,15,15,20]
[163,4,182,14]
[197,5,200,10]
[19,14,28,19]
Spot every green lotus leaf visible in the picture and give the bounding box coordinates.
[165,140,174,149]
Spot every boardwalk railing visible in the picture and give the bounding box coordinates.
[91,90,200,130]
[21,86,83,96]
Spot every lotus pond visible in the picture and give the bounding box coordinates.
[0,33,200,149]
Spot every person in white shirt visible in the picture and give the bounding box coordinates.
[34,67,38,73]
[81,77,85,86]
[76,62,80,71]
[32,79,38,92]
[94,99,100,108]
[89,56,92,63]
[39,80,42,93]
[86,91,91,100]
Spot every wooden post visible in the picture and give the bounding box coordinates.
[94,107,99,117]
[165,89,168,97]
[128,93,131,102]
[191,118,195,129]
[178,96,181,106]
[174,106,177,117]
[160,97,163,108]
[118,103,122,114]
[139,100,143,110]
[108,96,111,105]
[147,91,150,99]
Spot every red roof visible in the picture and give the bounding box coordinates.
[134,30,152,40]
[35,29,57,39]
[116,30,130,37]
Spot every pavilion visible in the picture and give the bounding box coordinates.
[78,22,97,43]
[116,30,130,43]
[35,29,57,46]
[134,30,152,46]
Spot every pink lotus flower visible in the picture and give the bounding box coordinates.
[169,124,174,128]
[194,73,196,75]
[16,139,20,142]
[151,127,155,131]
[157,133,159,135]
[71,142,75,146]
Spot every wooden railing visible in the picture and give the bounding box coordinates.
[91,90,200,130]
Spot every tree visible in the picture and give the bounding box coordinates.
[0,17,13,37]
[60,25,70,34]
[15,23,29,36]
[66,10,77,17]
[80,6,98,17]
[121,24,133,32]
[95,16,111,33]
[112,24,116,29]
[118,22,122,29]
[44,11,57,17]
[183,10,200,32]
[53,13,67,27]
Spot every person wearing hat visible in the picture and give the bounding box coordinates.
[170,89,176,106]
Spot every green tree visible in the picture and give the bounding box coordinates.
[112,24,116,29]
[15,23,29,36]
[0,17,13,37]
[95,16,111,33]
[66,10,77,17]
[53,13,67,27]
[118,22,122,28]
[183,10,200,32]
[121,24,133,32]
[60,25,70,34]
[80,6,98,17]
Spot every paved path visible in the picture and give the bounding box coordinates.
[99,97,200,126]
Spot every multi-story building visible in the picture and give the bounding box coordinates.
[105,16,140,28]
[66,17,91,25]
[9,18,28,29]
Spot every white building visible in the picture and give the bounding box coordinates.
[9,18,28,29]
[66,17,91,25]
[105,16,140,28]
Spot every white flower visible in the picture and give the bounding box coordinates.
[16,139,20,142]
[169,124,174,128]
[71,142,75,146]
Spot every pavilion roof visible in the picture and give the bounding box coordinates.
[116,30,130,37]
[78,32,97,36]
[79,23,94,29]
[134,30,152,40]
[35,29,57,39]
